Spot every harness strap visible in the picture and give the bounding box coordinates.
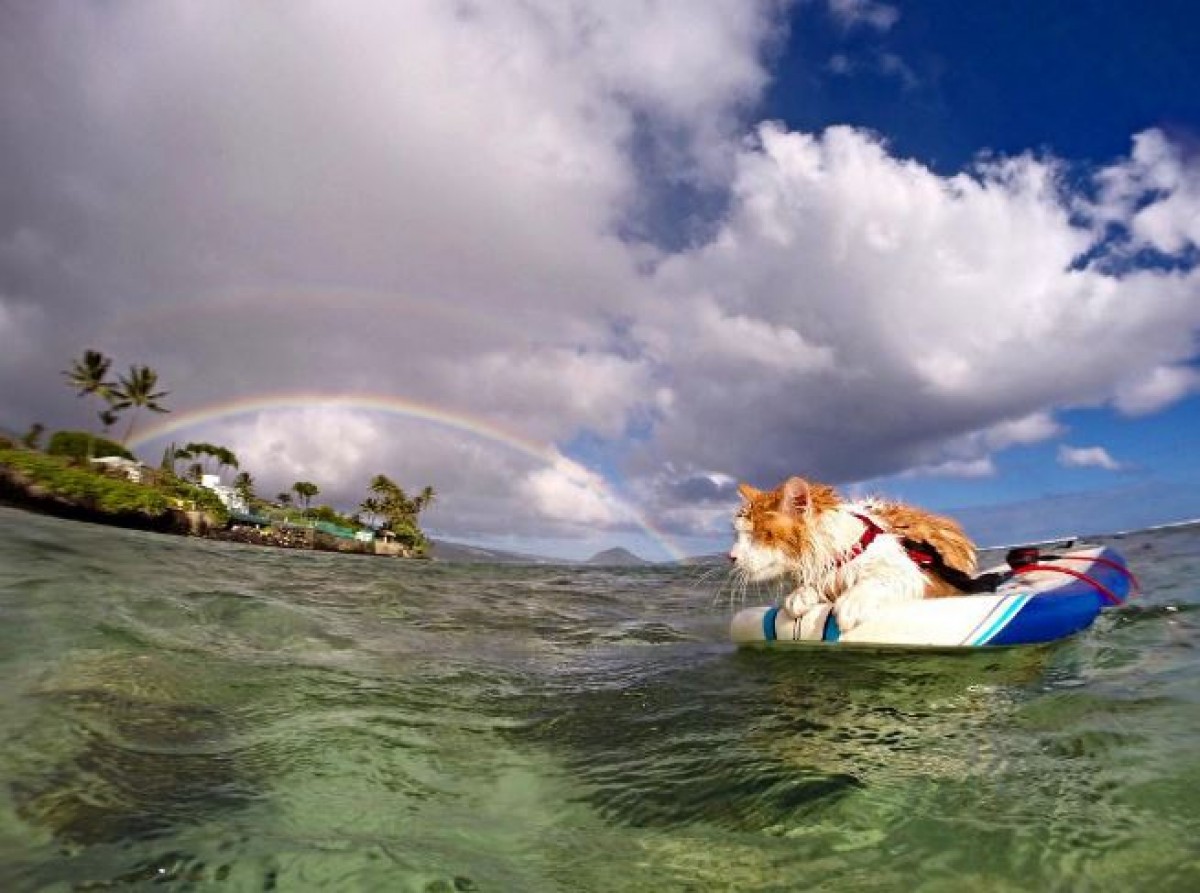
[834,512,884,568]
[1040,553,1141,596]
[834,515,1135,605]
[1010,563,1125,605]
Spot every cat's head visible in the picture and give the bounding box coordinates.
[729,476,840,580]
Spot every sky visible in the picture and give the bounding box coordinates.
[2,0,1199,560]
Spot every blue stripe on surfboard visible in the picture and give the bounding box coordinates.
[970,594,1031,646]
[961,596,1015,646]
[762,606,780,642]
[985,592,1105,646]
[822,611,841,643]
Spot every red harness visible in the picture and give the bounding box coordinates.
[834,512,886,568]
[835,512,956,572]
[836,513,1137,605]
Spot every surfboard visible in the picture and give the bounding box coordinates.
[729,545,1135,649]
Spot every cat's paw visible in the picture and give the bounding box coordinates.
[833,598,867,632]
[833,587,890,631]
[783,586,824,618]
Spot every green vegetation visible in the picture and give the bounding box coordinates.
[158,475,229,520]
[292,481,319,510]
[0,448,227,520]
[2,349,438,557]
[174,442,239,478]
[361,474,435,555]
[233,471,254,502]
[1,448,165,515]
[47,430,134,461]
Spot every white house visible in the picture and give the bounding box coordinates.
[200,473,249,515]
[90,456,147,482]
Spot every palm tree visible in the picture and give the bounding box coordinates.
[233,471,255,502]
[110,365,170,445]
[415,485,437,514]
[276,492,293,508]
[292,481,319,511]
[369,474,400,499]
[64,349,113,402]
[217,446,239,479]
[20,423,45,450]
[358,496,383,528]
[63,349,115,457]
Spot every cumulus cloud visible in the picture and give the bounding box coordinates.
[1095,129,1200,255]
[632,123,1200,509]
[219,409,387,498]
[1113,364,1200,416]
[1057,445,1123,472]
[521,456,625,528]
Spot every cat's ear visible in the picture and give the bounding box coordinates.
[779,476,809,516]
[737,482,760,502]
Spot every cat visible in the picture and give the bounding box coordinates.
[729,476,977,631]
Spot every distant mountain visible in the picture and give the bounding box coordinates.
[585,547,650,566]
[429,539,558,564]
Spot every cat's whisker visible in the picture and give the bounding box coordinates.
[709,569,735,608]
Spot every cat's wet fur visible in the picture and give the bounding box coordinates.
[729,476,977,631]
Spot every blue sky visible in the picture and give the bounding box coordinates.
[742,0,1200,547]
[2,1,1199,559]
[769,1,1200,171]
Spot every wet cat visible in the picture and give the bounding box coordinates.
[729,476,977,631]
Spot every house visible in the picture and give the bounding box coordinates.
[373,528,407,557]
[90,456,147,483]
[200,473,249,515]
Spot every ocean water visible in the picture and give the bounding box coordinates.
[1,506,1198,892]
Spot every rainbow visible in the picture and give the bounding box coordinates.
[128,392,687,561]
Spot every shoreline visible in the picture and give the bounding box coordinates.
[0,462,421,559]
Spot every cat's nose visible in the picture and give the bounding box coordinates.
[728,552,737,563]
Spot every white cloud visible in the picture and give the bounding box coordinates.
[827,0,900,32]
[1113,364,1200,416]
[1058,445,1123,472]
[518,451,659,531]
[443,347,659,441]
[980,413,1066,450]
[632,123,1200,502]
[207,409,387,499]
[1095,129,1200,255]
[905,457,997,479]
[891,413,1057,481]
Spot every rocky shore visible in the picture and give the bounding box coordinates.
[208,523,413,557]
[0,462,415,558]
[0,462,213,536]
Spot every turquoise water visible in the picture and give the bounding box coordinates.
[1,505,1198,891]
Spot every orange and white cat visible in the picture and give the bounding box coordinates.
[729,476,977,631]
